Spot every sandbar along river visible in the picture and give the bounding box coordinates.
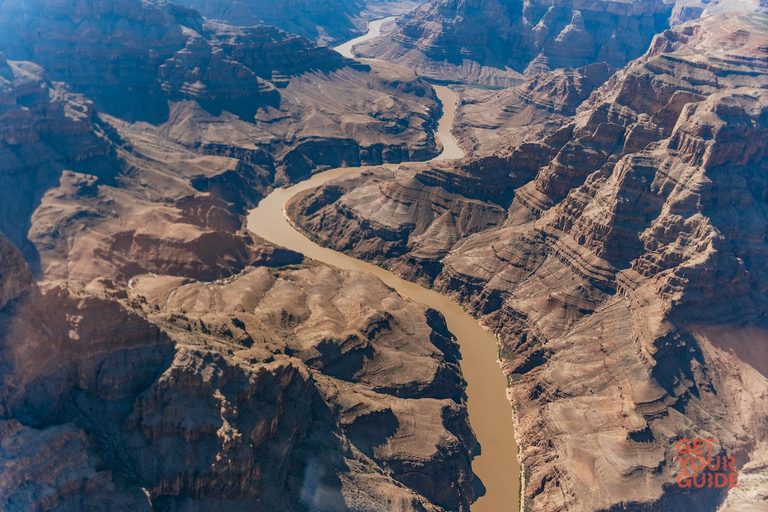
[247,19,519,512]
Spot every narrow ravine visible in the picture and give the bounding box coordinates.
[247,20,519,512]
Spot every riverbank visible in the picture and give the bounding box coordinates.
[246,19,519,511]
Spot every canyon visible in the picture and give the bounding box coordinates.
[0,0,474,510]
[0,0,766,511]
[174,0,425,45]
[290,11,768,512]
[248,84,523,512]
[355,0,768,86]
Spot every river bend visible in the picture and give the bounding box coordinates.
[247,21,519,512]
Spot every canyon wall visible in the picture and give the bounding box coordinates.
[290,13,768,510]
[356,0,768,85]
[0,0,476,510]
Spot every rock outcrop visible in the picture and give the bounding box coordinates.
[174,0,425,45]
[356,0,768,85]
[0,56,109,258]
[290,13,768,510]
[0,234,32,311]
[0,1,477,510]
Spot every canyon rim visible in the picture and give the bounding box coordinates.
[1,1,767,512]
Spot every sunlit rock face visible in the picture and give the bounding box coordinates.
[0,1,476,511]
[290,13,768,511]
[174,0,425,45]
[356,0,768,85]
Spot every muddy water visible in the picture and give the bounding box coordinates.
[247,30,519,512]
[334,17,397,59]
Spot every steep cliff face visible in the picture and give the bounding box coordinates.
[290,13,768,510]
[356,0,768,85]
[174,0,424,45]
[0,1,475,510]
[0,55,109,258]
[0,234,32,311]
[0,0,440,169]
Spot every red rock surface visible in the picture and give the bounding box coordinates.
[0,1,476,510]
[290,13,768,510]
[356,0,768,85]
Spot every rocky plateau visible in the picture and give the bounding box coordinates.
[0,0,477,510]
[356,0,768,85]
[290,13,768,511]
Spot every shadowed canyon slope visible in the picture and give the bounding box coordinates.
[174,0,425,45]
[1,0,767,510]
[356,0,768,85]
[290,13,768,511]
[0,0,480,510]
[0,0,442,273]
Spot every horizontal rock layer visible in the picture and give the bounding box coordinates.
[357,0,768,85]
[0,0,472,510]
[289,13,768,511]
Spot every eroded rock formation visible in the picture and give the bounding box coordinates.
[0,239,474,510]
[290,13,768,510]
[0,0,476,510]
[0,0,441,176]
[174,0,425,45]
[356,0,768,85]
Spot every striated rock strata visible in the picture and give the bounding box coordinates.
[290,14,768,511]
[0,237,475,510]
[356,0,768,85]
[454,62,614,156]
[0,0,443,276]
[174,0,425,45]
[0,0,476,510]
[356,0,674,85]
[0,0,441,183]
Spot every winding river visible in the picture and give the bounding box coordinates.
[247,20,519,512]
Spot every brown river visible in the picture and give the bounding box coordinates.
[247,22,519,512]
